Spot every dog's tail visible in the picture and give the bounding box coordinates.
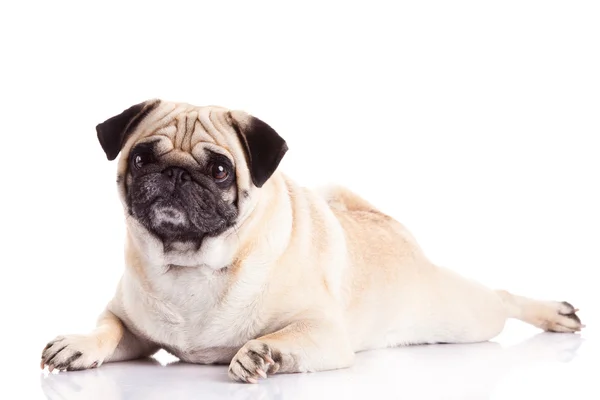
[316,184,379,213]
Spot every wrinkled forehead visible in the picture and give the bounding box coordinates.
[129,102,235,152]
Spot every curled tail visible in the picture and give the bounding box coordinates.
[317,185,379,213]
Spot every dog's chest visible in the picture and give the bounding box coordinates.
[121,267,265,363]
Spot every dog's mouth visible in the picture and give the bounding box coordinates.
[149,199,190,230]
[145,199,211,248]
[128,175,238,246]
[135,198,202,246]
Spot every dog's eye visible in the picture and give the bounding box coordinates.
[132,153,152,169]
[210,163,229,183]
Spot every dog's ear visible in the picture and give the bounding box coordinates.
[228,111,288,188]
[96,100,160,161]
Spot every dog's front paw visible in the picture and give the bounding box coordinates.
[228,340,281,383]
[41,335,107,372]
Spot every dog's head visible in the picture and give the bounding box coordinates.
[96,100,287,251]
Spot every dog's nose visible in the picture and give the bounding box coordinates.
[162,167,191,183]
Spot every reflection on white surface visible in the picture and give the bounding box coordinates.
[40,333,585,400]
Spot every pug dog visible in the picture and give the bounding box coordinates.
[41,99,584,383]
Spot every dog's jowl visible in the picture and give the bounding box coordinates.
[41,100,584,382]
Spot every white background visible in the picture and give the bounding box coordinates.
[1,1,598,399]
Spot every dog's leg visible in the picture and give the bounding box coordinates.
[228,319,355,383]
[496,290,584,333]
[395,267,584,345]
[41,309,158,371]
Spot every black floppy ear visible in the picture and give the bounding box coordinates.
[96,100,160,161]
[228,111,288,188]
